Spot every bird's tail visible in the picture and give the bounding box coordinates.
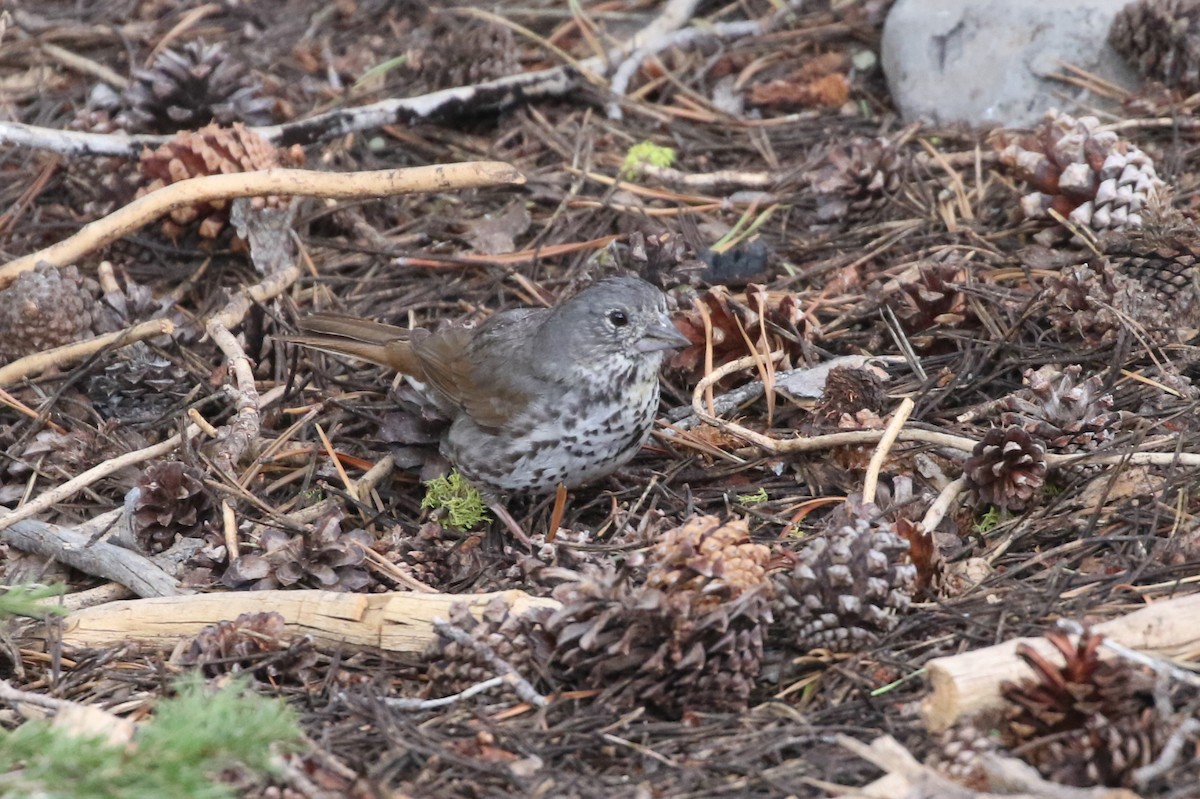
[277,313,423,374]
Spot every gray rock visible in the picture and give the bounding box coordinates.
[881,0,1140,127]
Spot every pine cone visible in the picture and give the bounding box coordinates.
[137,123,291,238]
[131,460,214,554]
[7,425,136,482]
[424,598,550,698]
[928,722,1000,789]
[88,343,191,425]
[1000,629,1157,786]
[810,365,888,428]
[1040,259,1166,346]
[178,611,317,682]
[669,284,809,376]
[0,264,99,360]
[222,510,373,591]
[1110,0,1200,93]
[999,110,1164,236]
[546,517,773,716]
[1000,365,1123,454]
[404,15,518,90]
[772,515,916,653]
[810,136,903,223]
[806,133,902,220]
[892,260,973,346]
[119,40,273,133]
[1101,218,1200,334]
[384,521,483,589]
[964,426,1047,512]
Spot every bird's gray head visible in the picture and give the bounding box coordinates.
[538,275,689,369]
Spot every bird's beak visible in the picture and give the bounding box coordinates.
[635,315,692,352]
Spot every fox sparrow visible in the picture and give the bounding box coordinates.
[285,275,689,495]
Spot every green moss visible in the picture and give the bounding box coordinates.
[620,141,677,179]
[422,471,491,531]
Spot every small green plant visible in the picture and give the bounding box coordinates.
[422,471,490,532]
[0,675,302,799]
[0,584,68,620]
[737,487,769,505]
[620,141,676,179]
[973,506,1002,535]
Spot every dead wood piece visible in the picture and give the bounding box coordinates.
[0,515,182,598]
[921,592,1200,733]
[52,589,561,655]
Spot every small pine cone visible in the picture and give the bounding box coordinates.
[131,460,214,554]
[1024,710,1158,787]
[772,516,916,653]
[928,722,1000,789]
[644,516,772,609]
[547,561,773,716]
[810,365,888,427]
[178,611,317,682]
[1041,260,1166,346]
[386,521,483,589]
[119,40,274,133]
[405,15,518,90]
[424,598,550,698]
[999,110,1164,235]
[1110,0,1200,93]
[138,123,292,239]
[810,136,903,222]
[0,264,99,360]
[222,510,373,591]
[88,343,191,424]
[892,260,972,345]
[964,426,1047,512]
[1000,365,1123,454]
[1101,220,1200,332]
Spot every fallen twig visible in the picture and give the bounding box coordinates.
[0,318,175,387]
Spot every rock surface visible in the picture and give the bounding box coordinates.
[881,0,1140,127]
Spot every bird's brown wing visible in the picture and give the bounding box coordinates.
[283,313,427,375]
[411,309,545,431]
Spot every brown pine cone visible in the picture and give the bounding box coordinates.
[998,110,1164,237]
[1000,365,1123,454]
[222,510,373,591]
[88,343,192,425]
[138,123,294,238]
[423,598,551,698]
[892,259,973,347]
[131,460,214,554]
[1040,259,1166,347]
[772,515,916,654]
[119,40,274,133]
[964,426,1047,512]
[1110,0,1200,93]
[177,611,317,682]
[546,518,774,716]
[0,264,99,360]
[810,136,903,223]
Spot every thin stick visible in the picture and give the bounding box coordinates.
[0,425,201,535]
[862,398,914,505]
[0,163,525,285]
[0,318,175,387]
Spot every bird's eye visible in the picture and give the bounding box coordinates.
[607,309,629,327]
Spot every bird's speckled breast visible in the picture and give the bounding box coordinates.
[445,357,662,494]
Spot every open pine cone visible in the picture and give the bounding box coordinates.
[963,426,1047,512]
[999,365,1123,455]
[999,629,1158,787]
[177,611,317,682]
[131,460,214,554]
[424,598,551,698]
[222,511,373,591]
[1110,0,1200,93]
[545,516,773,716]
[998,110,1164,237]
[810,136,903,223]
[119,40,273,132]
[772,514,916,654]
